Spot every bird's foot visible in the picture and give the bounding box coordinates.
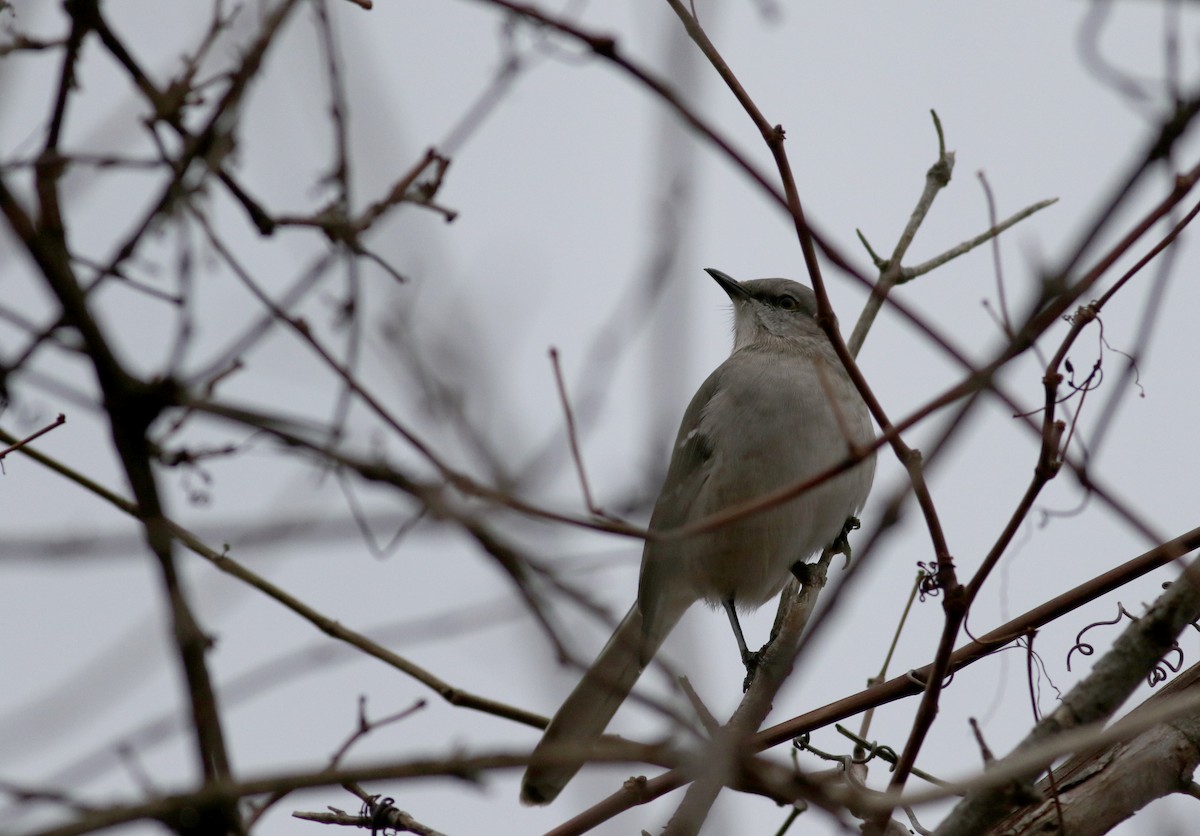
[790,560,818,587]
[740,644,767,692]
[830,515,861,570]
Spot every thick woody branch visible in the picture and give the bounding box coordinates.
[935,555,1200,834]
[982,662,1200,836]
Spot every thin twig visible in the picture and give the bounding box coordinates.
[848,110,956,358]
[250,697,426,826]
[549,347,604,518]
[0,413,66,462]
[855,574,922,750]
[978,172,1014,337]
[0,426,549,730]
[900,197,1059,285]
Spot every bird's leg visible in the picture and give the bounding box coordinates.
[720,599,768,690]
[723,598,753,665]
[733,518,866,691]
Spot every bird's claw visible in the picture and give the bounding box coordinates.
[831,516,860,570]
[741,646,766,691]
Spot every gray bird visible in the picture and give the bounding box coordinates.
[520,268,876,805]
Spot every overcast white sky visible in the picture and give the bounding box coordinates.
[3,1,1200,834]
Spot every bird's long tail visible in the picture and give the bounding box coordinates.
[520,598,688,805]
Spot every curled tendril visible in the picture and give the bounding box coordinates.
[916,562,941,601]
[852,738,898,769]
[794,733,846,764]
[1067,603,1186,687]
[795,731,896,769]
[359,796,397,836]
[1066,603,1135,672]
[1149,644,1184,687]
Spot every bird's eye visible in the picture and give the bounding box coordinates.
[777,295,799,311]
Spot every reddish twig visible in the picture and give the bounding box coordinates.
[0,413,66,464]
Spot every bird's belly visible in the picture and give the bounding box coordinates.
[686,488,849,609]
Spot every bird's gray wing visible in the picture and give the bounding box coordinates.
[635,365,724,643]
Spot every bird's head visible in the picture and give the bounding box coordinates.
[705,268,828,352]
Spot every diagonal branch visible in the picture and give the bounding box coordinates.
[0,425,549,730]
[935,554,1200,834]
[538,526,1200,834]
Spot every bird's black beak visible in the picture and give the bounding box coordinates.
[705,267,752,300]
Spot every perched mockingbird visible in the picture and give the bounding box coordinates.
[520,268,876,805]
